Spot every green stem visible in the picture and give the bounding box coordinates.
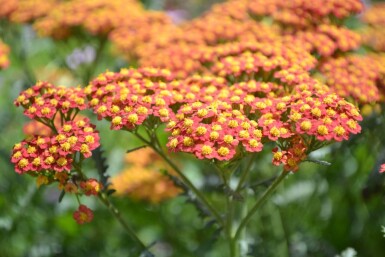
[73,160,152,256]
[97,192,153,256]
[235,155,254,193]
[234,170,289,241]
[214,164,237,257]
[134,131,224,226]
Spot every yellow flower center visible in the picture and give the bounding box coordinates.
[63,125,72,132]
[196,126,207,135]
[217,147,230,156]
[317,125,329,135]
[128,114,139,124]
[239,130,250,138]
[201,145,213,155]
[18,158,29,168]
[270,127,280,137]
[210,131,220,140]
[168,138,178,148]
[300,121,312,131]
[112,116,122,126]
[57,157,67,167]
[224,135,234,144]
[333,126,345,136]
[183,137,194,146]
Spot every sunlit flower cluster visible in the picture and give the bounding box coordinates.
[0,0,58,23]
[11,118,100,174]
[205,41,316,85]
[284,25,361,57]
[111,148,181,203]
[361,3,385,52]
[165,79,362,169]
[0,39,10,69]
[85,67,177,130]
[12,81,103,224]
[247,0,363,56]
[319,55,383,103]
[33,0,144,39]
[14,81,87,120]
[248,0,363,24]
[368,53,385,92]
[109,12,174,59]
[362,2,385,27]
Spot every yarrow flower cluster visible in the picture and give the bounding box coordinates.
[85,67,177,130]
[109,12,175,60]
[11,118,100,174]
[248,0,363,25]
[14,81,87,120]
[12,81,102,224]
[165,78,362,170]
[32,0,145,39]
[361,3,385,52]
[0,0,58,23]
[319,55,383,103]
[111,148,181,203]
[0,39,10,69]
[247,0,363,57]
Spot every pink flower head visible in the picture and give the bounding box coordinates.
[380,164,385,173]
[80,178,103,196]
[73,204,94,224]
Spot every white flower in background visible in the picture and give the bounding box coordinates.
[66,45,96,70]
[335,247,357,257]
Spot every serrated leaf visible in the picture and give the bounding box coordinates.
[92,147,110,191]
[107,189,116,196]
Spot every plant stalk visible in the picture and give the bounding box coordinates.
[234,170,289,241]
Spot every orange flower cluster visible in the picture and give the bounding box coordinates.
[247,0,363,56]
[367,53,385,95]
[361,27,385,52]
[85,68,176,130]
[166,79,362,170]
[361,3,385,52]
[205,41,316,85]
[109,12,175,60]
[11,118,100,173]
[111,148,181,203]
[0,0,58,23]
[33,0,145,39]
[248,0,363,25]
[362,2,385,27]
[12,81,99,174]
[87,60,362,171]
[0,39,10,69]
[12,81,103,223]
[319,55,383,103]
[116,0,281,77]
[14,81,87,120]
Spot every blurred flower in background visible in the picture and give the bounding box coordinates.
[66,46,96,70]
[111,148,181,203]
[0,39,10,69]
